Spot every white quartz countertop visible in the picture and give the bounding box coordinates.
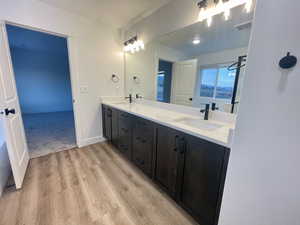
[102,100,235,148]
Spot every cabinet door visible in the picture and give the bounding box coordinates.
[103,105,112,141]
[132,118,154,176]
[177,135,229,225]
[118,111,132,160]
[155,125,180,197]
[102,105,107,138]
[111,108,119,147]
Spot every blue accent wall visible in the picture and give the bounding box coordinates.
[6,25,73,114]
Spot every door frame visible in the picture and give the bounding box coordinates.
[3,20,81,150]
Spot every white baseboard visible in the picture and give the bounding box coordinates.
[78,136,106,148]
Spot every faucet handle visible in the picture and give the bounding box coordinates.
[211,102,219,111]
[200,104,210,113]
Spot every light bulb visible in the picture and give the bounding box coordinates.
[245,0,252,13]
[207,16,212,27]
[193,39,201,45]
[138,40,145,50]
[136,45,140,52]
[198,8,206,21]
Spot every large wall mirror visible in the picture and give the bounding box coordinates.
[125,4,253,114]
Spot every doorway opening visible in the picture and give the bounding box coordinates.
[156,59,173,103]
[6,24,77,158]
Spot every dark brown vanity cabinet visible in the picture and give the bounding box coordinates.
[111,109,119,147]
[118,111,132,160]
[154,125,181,197]
[102,105,112,141]
[102,105,118,147]
[176,135,230,225]
[101,104,230,225]
[132,117,154,176]
[154,125,230,225]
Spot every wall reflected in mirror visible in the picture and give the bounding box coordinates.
[125,4,253,114]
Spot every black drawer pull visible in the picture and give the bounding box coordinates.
[141,139,147,143]
[173,148,177,152]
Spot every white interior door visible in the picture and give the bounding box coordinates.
[171,59,197,106]
[0,22,29,189]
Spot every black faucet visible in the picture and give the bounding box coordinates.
[211,102,219,111]
[136,94,142,99]
[200,104,210,120]
[125,94,133,103]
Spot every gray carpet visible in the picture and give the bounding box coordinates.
[22,111,76,158]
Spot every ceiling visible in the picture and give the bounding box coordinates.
[38,0,174,28]
[157,5,253,57]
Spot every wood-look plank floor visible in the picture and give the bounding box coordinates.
[0,142,198,225]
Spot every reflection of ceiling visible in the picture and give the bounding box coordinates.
[38,0,175,28]
[157,5,253,57]
[6,25,68,54]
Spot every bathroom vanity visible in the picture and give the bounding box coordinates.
[101,100,233,225]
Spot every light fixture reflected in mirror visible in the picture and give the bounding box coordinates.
[123,36,145,54]
[193,39,201,45]
[198,0,253,27]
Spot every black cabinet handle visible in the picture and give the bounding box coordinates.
[5,108,16,116]
[141,139,147,143]
[173,148,178,152]
[179,137,186,155]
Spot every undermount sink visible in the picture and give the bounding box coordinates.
[175,118,223,131]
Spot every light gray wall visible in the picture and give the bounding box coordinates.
[219,0,300,224]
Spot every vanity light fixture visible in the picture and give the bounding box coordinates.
[123,36,145,54]
[198,0,253,27]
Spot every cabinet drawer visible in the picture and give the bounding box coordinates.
[132,137,152,175]
[119,111,131,121]
[132,118,154,176]
[134,118,153,138]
